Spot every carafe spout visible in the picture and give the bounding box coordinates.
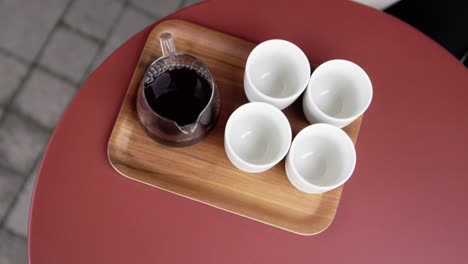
[178,122,198,135]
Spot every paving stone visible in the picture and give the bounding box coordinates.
[93,7,153,70]
[39,27,99,83]
[64,0,124,40]
[182,0,203,8]
[0,0,69,61]
[5,164,39,237]
[131,0,182,17]
[0,229,27,264]
[13,69,76,129]
[0,168,24,222]
[0,113,49,174]
[0,54,29,105]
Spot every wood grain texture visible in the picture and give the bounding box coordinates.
[107,19,363,235]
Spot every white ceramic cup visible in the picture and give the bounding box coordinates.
[285,124,356,194]
[224,102,292,173]
[303,59,373,128]
[244,39,311,110]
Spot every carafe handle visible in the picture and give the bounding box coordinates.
[160,33,177,56]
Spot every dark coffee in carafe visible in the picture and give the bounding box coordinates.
[143,66,212,126]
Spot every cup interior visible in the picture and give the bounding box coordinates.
[226,103,291,166]
[247,40,310,99]
[308,60,372,119]
[290,124,355,187]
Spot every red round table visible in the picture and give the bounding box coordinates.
[29,1,468,263]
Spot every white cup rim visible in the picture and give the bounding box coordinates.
[245,39,311,103]
[224,102,292,170]
[305,59,373,122]
[288,124,356,189]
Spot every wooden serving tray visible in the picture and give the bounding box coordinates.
[108,19,363,235]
